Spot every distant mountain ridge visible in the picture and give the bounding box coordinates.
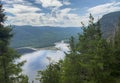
[10,11,120,48]
[10,26,82,48]
[100,11,120,38]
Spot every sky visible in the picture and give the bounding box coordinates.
[2,0,120,27]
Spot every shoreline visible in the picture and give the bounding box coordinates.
[16,46,59,51]
[16,40,68,51]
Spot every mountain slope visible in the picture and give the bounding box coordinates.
[100,11,120,38]
[10,26,82,48]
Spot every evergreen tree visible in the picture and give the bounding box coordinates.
[110,18,120,82]
[61,14,112,83]
[37,15,120,83]
[0,2,27,83]
[37,61,62,83]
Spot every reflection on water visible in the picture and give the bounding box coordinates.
[18,41,69,83]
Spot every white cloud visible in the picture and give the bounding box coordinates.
[88,1,120,16]
[4,3,43,25]
[3,0,120,27]
[35,0,71,7]
[63,0,71,5]
[5,4,41,14]
[83,1,120,24]
[35,7,84,27]
[3,0,24,4]
[36,0,63,8]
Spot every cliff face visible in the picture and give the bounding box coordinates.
[100,11,120,38]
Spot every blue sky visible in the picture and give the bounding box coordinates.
[2,0,120,27]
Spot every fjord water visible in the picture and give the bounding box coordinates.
[18,41,69,82]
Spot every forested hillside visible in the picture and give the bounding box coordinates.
[10,26,82,48]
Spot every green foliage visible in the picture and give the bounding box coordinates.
[61,14,109,83]
[10,74,29,83]
[37,15,120,83]
[37,61,62,83]
[0,2,27,83]
[110,18,120,81]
